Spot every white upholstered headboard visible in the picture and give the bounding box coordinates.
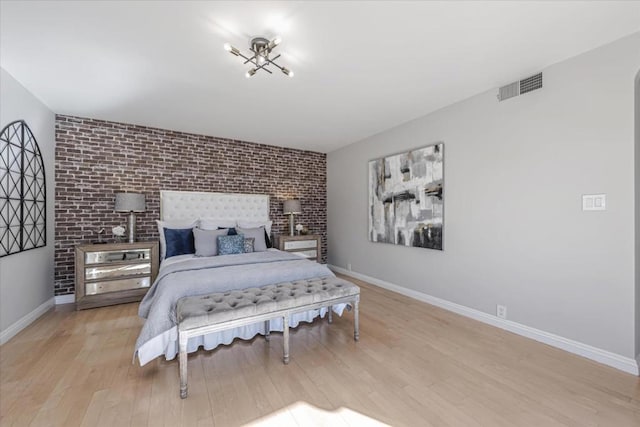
[160,190,270,222]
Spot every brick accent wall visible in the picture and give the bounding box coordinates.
[54,115,327,296]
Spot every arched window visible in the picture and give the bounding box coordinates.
[0,120,46,257]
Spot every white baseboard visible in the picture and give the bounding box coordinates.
[329,265,639,376]
[0,297,54,345]
[54,294,75,305]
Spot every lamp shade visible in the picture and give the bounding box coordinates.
[114,193,146,212]
[283,199,301,214]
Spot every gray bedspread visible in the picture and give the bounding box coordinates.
[135,250,334,362]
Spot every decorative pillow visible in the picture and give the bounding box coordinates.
[264,229,272,248]
[237,220,273,236]
[217,234,245,255]
[237,220,273,248]
[199,218,236,231]
[218,227,237,235]
[244,237,255,253]
[236,226,268,252]
[163,227,195,259]
[157,219,198,259]
[193,228,228,257]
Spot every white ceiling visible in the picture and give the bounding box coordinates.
[1,1,639,153]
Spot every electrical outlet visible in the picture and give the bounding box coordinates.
[347,263,352,271]
[496,305,507,319]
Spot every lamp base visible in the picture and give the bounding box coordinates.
[288,213,295,236]
[127,212,137,243]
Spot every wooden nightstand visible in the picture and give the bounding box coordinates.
[75,241,159,310]
[276,234,321,262]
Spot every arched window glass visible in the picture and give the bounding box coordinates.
[0,120,47,257]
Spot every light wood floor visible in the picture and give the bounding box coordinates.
[1,276,639,426]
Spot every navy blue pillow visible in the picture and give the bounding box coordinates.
[163,227,195,258]
[218,227,238,235]
[264,229,272,248]
[217,227,270,246]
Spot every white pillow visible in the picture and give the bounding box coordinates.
[157,219,198,260]
[199,218,237,231]
[237,220,272,236]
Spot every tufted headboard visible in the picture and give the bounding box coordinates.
[160,190,270,222]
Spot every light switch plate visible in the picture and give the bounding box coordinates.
[582,194,606,211]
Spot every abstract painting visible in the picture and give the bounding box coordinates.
[368,143,443,250]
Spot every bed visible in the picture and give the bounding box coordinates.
[134,190,344,366]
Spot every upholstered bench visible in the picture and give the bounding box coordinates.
[176,277,360,398]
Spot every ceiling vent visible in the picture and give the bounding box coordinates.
[497,72,543,101]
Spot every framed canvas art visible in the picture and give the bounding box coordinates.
[368,143,443,250]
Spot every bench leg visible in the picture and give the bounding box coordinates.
[283,315,290,365]
[179,332,188,399]
[328,305,333,323]
[264,320,270,341]
[354,298,360,342]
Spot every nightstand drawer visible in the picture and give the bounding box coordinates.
[291,249,317,259]
[276,234,321,263]
[85,262,151,280]
[85,248,150,264]
[284,240,317,250]
[85,276,151,295]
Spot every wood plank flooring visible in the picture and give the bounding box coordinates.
[1,276,639,426]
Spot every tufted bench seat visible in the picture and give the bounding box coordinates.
[177,276,360,398]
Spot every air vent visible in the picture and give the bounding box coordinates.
[498,81,519,101]
[520,72,543,95]
[497,72,543,101]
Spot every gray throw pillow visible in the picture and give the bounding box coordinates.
[236,226,267,252]
[244,237,255,253]
[193,227,228,257]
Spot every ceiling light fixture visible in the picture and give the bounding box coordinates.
[224,36,293,78]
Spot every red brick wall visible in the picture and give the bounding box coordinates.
[54,115,327,296]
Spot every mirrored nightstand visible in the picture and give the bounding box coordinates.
[75,241,159,310]
[276,235,321,262]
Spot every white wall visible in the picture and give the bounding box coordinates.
[0,68,55,343]
[635,69,640,361]
[328,33,640,361]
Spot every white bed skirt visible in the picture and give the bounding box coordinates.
[136,304,347,366]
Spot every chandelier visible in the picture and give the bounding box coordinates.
[224,36,294,78]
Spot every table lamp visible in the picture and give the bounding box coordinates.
[114,192,146,243]
[283,199,301,236]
